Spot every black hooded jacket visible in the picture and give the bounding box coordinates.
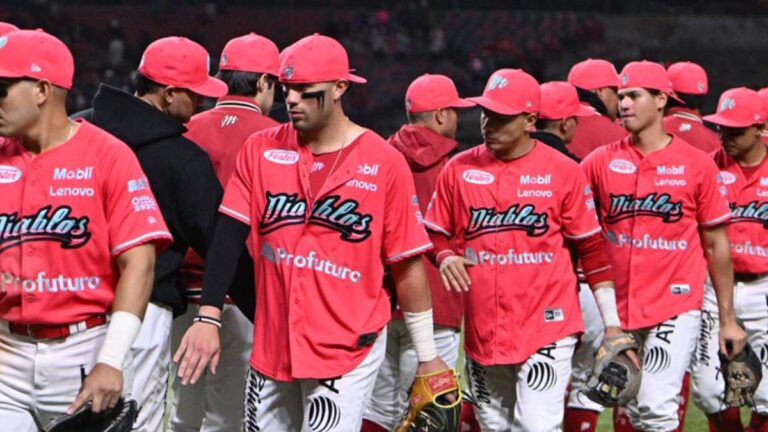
[73,84,223,316]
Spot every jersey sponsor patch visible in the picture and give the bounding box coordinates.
[263,149,299,165]
[609,159,637,174]
[462,169,495,185]
[53,166,94,180]
[127,178,149,192]
[0,165,22,184]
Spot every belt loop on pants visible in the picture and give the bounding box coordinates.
[3,315,108,340]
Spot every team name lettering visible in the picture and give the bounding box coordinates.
[0,206,91,253]
[605,193,683,223]
[730,201,768,227]
[53,166,94,180]
[465,204,549,239]
[259,192,373,242]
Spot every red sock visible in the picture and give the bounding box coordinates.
[674,373,692,432]
[360,419,387,432]
[706,407,744,432]
[750,411,768,432]
[563,407,599,432]
[460,402,481,432]
[613,407,638,432]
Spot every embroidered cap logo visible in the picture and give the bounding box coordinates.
[487,75,508,91]
[719,97,736,112]
[284,65,295,80]
[0,36,7,49]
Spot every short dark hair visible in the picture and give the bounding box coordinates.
[132,72,165,96]
[675,93,706,111]
[535,118,558,130]
[406,110,434,124]
[216,70,276,97]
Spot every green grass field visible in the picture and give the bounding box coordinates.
[597,406,753,431]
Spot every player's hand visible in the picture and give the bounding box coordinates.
[604,326,641,370]
[415,356,458,403]
[719,319,747,360]
[439,255,473,292]
[173,320,221,386]
[67,363,123,414]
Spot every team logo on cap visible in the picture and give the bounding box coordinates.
[31,64,41,73]
[621,74,629,85]
[0,36,7,49]
[487,75,508,91]
[405,98,412,111]
[697,82,705,92]
[719,97,736,112]
[284,65,295,79]
[220,54,228,67]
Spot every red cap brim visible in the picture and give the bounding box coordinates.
[702,114,756,128]
[189,76,229,98]
[449,98,477,109]
[575,104,598,117]
[0,66,25,80]
[467,96,524,116]
[348,72,367,84]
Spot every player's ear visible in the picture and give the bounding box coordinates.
[162,86,176,105]
[33,79,53,106]
[332,80,350,101]
[524,113,538,131]
[656,92,669,112]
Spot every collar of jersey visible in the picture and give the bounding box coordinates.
[216,95,262,114]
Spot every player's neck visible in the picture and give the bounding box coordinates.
[20,111,77,155]
[491,136,536,161]
[630,121,670,156]
[301,110,358,154]
[736,142,767,168]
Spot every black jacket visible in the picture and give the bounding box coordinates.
[73,84,222,316]
[531,131,580,162]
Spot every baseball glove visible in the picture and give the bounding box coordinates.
[719,343,763,408]
[42,398,138,432]
[393,369,462,432]
[585,333,641,407]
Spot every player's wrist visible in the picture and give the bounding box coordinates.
[594,287,621,328]
[403,309,438,362]
[97,311,142,371]
[435,250,456,267]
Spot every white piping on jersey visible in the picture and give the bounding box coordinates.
[701,212,732,227]
[219,205,251,225]
[564,226,603,240]
[216,100,262,114]
[672,111,703,123]
[424,220,451,237]
[386,242,433,264]
[112,231,172,255]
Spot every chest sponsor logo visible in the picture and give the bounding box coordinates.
[605,193,683,223]
[730,201,768,227]
[464,204,549,240]
[0,205,91,253]
[761,177,768,187]
[720,171,737,185]
[357,164,380,177]
[259,192,372,242]
[49,186,95,197]
[53,166,94,181]
[462,169,495,185]
[263,149,299,165]
[345,179,377,192]
[656,165,685,175]
[261,243,363,283]
[0,165,22,184]
[1,271,101,295]
[609,159,637,174]
[520,174,551,185]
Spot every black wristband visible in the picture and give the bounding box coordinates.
[193,315,222,329]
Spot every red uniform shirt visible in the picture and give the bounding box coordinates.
[220,123,432,380]
[582,136,731,330]
[663,107,721,153]
[425,142,601,365]
[567,106,627,159]
[0,121,172,325]
[713,148,768,273]
[181,96,279,297]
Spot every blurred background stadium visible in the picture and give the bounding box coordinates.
[3,1,767,430]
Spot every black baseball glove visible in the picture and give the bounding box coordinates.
[719,343,763,408]
[42,398,138,432]
[584,333,641,407]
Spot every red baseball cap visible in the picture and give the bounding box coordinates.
[0,22,19,36]
[667,61,708,95]
[758,88,768,113]
[405,74,475,113]
[567,59,620,90]
[138,36,227,98]
[703,87,766,128]
[220,33,279,76]
[539,81,597,120]
[279,34,365,84]
[0,29,74,89]
[467,69,540,116]
[619,60,675,93]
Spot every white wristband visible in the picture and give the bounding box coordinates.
[594,287,621,328]
[96,311,142,371]
[403,309,438,362]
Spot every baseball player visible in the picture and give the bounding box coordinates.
[74,36,228,432]
[663,61,720,153]
[0,21,18,35]
[173,33,452,431]
[690,87,768,432]
[0,29,171,429]
[581,60,747,431]
[760,88,768,145]
[170,33,280,432]
[425,68,633,431]
[361,73,473,432]
[566,58,627,159]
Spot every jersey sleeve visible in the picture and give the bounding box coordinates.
[103,145,172,256]
[696,157,732,227]
[423,161,455,238]
[381,151,433,264]
[561,166,602,240]
[219,136,256,225]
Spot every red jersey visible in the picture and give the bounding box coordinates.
[181,96,279,297]
[425,141,602,365]
[388,125,464,329]
[220,123,432,380]
[567,106,627,159]
[713,147,768,273]
[582,136,731,330]
[663,107,721,153]
[0,121,172,325]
